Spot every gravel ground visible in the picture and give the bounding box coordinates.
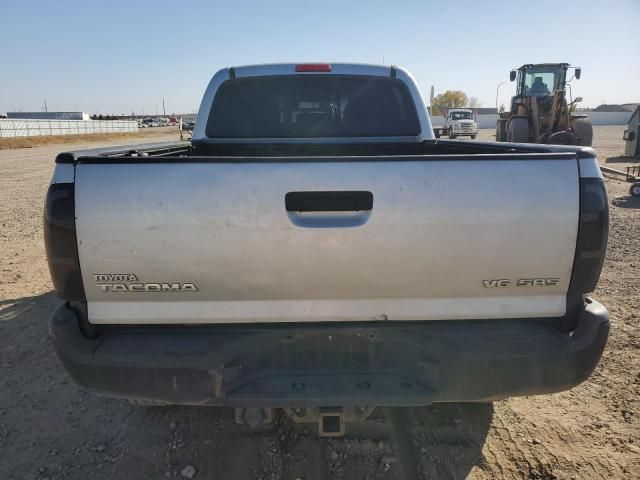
[0,126,638,479]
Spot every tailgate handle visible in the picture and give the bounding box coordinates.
[285,191,373,212]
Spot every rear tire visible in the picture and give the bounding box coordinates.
[571,118,593,146]
[506,116,530,143]
[630,183,640,198]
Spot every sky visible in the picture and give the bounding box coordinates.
[1,0,639,115]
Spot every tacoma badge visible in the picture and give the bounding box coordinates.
[94,273,199,292]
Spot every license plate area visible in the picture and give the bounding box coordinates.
[218,328,435,405]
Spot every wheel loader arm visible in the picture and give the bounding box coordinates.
[530,97,540,142]
[547,93,559,135]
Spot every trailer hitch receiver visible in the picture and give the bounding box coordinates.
[319,412,345,437]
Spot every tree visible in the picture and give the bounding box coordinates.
[431,90,469,115]
[467,97,480,109]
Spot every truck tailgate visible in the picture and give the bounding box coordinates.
[74,156,579,324]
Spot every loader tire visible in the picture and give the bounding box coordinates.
[571,118,593,146]
[506,116,530,143]
[496,120,507,142]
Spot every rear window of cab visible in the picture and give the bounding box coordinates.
[206,75,421,138]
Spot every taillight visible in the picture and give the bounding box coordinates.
[569,178,609,293]
[44,183,85,300]
[295,63,332,72]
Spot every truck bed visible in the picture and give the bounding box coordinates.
[54,138,599,162]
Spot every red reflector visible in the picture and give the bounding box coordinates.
[295,63,332,72]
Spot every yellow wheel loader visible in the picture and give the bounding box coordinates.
[496,63,592,146]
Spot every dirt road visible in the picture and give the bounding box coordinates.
[1,127,638,479]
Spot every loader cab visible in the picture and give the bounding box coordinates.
[508,63,576,123]
[513,63,569,97]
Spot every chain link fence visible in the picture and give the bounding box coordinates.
[0,119,138,138]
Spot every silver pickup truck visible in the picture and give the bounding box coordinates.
[46,63,609,434]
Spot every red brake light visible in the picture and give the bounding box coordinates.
[569,178,609,294]
[44,183,85,301]
[295,63,332,73]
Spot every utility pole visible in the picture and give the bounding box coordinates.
[42,98,48,112]
[162,98,166,116]
[495,82,506,111]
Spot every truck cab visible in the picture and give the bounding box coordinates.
[434,108,478,139]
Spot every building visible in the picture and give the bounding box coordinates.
[593,104,639,113]
[472,107,498,115]
[7,111,91,121]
